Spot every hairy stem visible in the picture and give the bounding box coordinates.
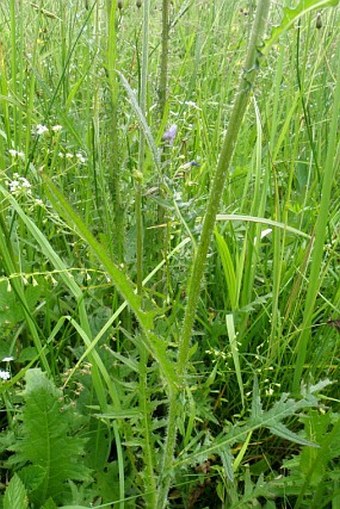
[107,0,124,262]
[156,1,271,506]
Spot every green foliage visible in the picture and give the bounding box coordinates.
[7,369,91,507]
[0,0,339,507]
[3,474,28,509]
[264,0,340,55]
[278,410,340,507]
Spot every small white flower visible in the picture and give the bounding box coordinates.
[184,100,201,110]
[19,177,31,189]
[2,356,14,362]
[8,175,32,195]
[76,152,86,164]
[65,152,74,159]
[35,124,49,135]
[8,149,25,159]
[0,370,11,380]
[265,387,274,396]
[52,124,63,133]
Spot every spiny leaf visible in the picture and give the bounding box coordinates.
[174,381,329,469]
[218,446,234,482]
[11,369,91,505]
[268,422,318,447]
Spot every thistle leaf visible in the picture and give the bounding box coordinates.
[12,369,91,505]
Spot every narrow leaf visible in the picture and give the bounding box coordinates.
[117,70,161,172]
[251,376,263,420]
[42,177,155,331]
[218,446,234,482]
[268,422,318,447]
[226,314,244,408]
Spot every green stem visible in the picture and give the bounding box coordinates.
[156,1,271,506]
[159,0,170,117]
[107,0,124,262]
[136,0,150,294]
[292,41,340,393]
[135,1,157,502]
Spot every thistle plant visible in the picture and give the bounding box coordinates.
[0,1,339,507]
[156,0,272,505]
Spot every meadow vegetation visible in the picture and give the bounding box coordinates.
[0,0,339,507]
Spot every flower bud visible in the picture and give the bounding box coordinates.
[316,12,322,30]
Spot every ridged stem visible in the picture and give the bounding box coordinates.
[159,0,170,116]
[135,0,150,294]
[156,1,271,506]
[107,0,124,262]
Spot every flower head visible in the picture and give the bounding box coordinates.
[8,149,25,159]
[7,173,32,196]
[35,124,49,136]
[0,370,10,380]
[52,124,63,133]
[162,124,177,146]
[76,152,87,164]
[1,356,14,362]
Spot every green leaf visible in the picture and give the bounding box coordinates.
[226,313,244,408]
[300,411,340,486]
[41,498,58,509]
[174,381,330,469]
[215,230,238,310]
[268,422,317,447]
[251,377,263,420]
[218,446,234,482]
[58,506,91,509]
[34,179,155,332]
[11,369,91,506]
[3,474,29,509]
[263,0,340,55]
[19,464,46,492]
[117,70,161,172]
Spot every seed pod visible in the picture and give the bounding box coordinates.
[316,12,322,29]
[136,0,142,7]
[117,0,123,9]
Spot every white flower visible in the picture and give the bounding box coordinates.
[65,152,74,159]
[35,124,49,135]
[184,100,201,110]
[76,152,86,164]
[2,356,14,362]
[8,149,25,159]
[52,124,63,133]
[0,370,10,380]
[8,175,32,195]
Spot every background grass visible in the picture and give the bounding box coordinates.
[0,1,339,508]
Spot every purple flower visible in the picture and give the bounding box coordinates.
[162,124,177,145]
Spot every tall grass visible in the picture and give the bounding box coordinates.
[0,1,339,507]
